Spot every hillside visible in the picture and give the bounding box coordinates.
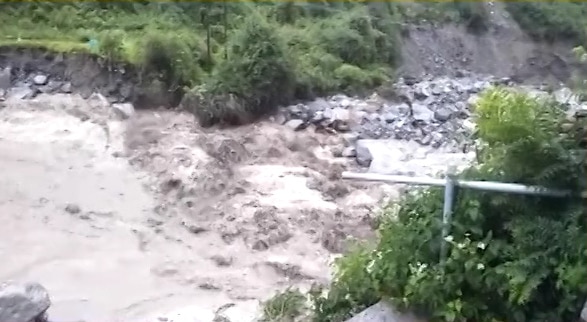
[1,1,586,124]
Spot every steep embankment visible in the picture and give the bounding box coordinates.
[397,1,583,85]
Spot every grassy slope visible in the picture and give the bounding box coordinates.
[0,1,472,85]
[0,1,585,123]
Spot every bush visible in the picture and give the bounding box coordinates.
[193,12,295,126]
[312,87,587,322]
[98,29,125,62]
[138,30,204,88]
[290,47,341,98]
[261,288,307,322]
[334,64,388,94]
[451,1,489,33]
[310,246,380,322]
[311,6,398,68]
[505,2,587,44]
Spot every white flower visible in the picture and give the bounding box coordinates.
[477,242,486,250]
[444,235,454,242]
[476,263,485,270]
[415,262,428,274]
[366,260,376,274]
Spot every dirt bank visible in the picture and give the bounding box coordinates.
[398,1,584,85]
[0,46,180,109]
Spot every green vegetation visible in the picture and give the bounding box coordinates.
[0,0,490,125]
[1,1,586,126]
[504,1,587,44]
[260,288,307,322]
[572,46,587,100]
[306,88,586,322]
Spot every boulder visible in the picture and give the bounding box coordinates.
[32,75,48,86]
[0,67,11,90]
[345,301,424,322]
[284,119,305,131]
[0,281,51,322]
[355,140,374,166]
[411,104,434,123]
[112,102,135,120]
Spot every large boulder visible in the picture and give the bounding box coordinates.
[345,301,425,322]
[0,67,11,90]
[0,281,51,322]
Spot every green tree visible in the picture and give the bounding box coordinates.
[312,87,587,322]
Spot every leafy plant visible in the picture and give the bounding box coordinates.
[311,88,587,322]
[193,12,295,126]
[261,288,307,322]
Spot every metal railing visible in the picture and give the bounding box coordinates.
[342,168,580,263]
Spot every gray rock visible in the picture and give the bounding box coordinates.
[341,147,357,158]
[87,93,110,110]
[403,76,418,86]
[581,300,587,321]
[411,103,434,123]
[342,133,360,146]
[396,86,414,104]
[345,301,423,322]
[0,281,51,322]
[307,98,331,112]
[0,67,11,90]
[355,140,374,166]
[65,203,81,214]
[553,87,579,107]
[330,107,350,122]
[8,86,37,100]
[383,112,397,123]
[310,111,326,124]
[32,75,48,86]
[466,94,479,109]
[112,103,135,120]
[60,82,72,94]
[339,97,352,108]
[414,82,431,100]
[284,119,305,131]
[39,81,62,94]
[434,108,452,122]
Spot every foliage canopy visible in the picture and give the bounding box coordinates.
[309,88,587,322]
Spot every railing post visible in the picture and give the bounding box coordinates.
[440,166,458,264]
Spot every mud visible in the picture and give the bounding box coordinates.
[0,93,403,321]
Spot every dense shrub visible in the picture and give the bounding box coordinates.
[505,1,587,44]
[572,46,587,100]
[192,13,294,126]
[138,30,204,88]
[451,1,489,33]
[311,87,587,322]
[311,6,398,68]
[98,29,125,62]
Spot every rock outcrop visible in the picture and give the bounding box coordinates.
[0,281,51,322]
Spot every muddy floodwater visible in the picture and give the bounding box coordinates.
[0,93,405,321]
